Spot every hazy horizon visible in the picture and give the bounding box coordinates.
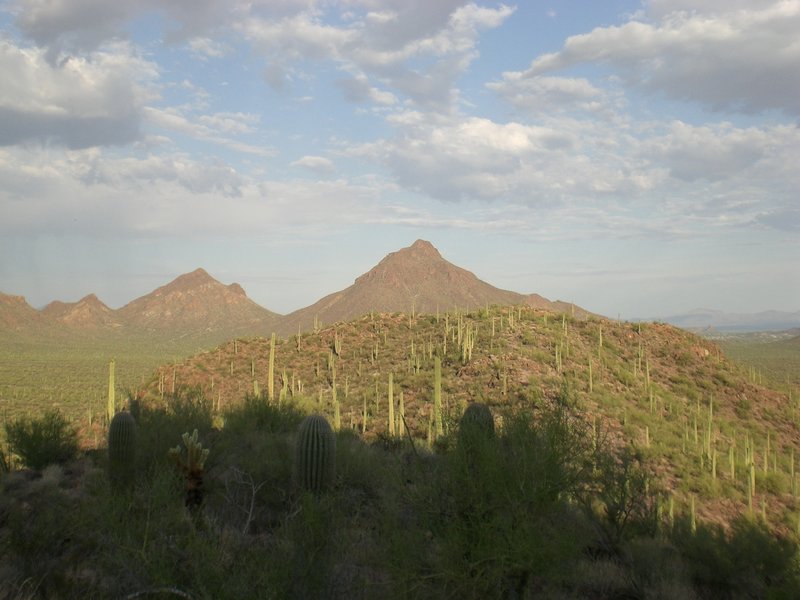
[2,1,798,319]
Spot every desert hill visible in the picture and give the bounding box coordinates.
[144,304,799,533]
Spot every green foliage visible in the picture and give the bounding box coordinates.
[223,393,305,435]
[0,395,798,599]
[134,392,213,477]
[670,516,800,598]
[107,411,137,492]
[4,409,79,470]
[423,407,594,596]
[588,447,659,546]
[0,444,9,475]
[294,414,336,494]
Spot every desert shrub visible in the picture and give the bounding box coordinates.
[425,406,594,597]
[670,515,800,598]
[623,537,695,599]
[223,394,305,436]
[0,443,9,475]
[4,409,79,470]
[589,446,660,547]
[134,394,214,477]
[2,471,92,597]
[760,471,789,495]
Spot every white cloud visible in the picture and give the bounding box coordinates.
[143,107,272,156]
[335,74,397,105]
[10,1,514,111]
[355,110,655,203]
[0,147,384,235]
[641,121,773,182]
[0,40,157,148]
[187,37,231,59]
[526,0,800,115]
[291,155,335,175]
[11,0,248,57]
[242,2,514,110]
[197,112,259,135]
[487,74,623,117]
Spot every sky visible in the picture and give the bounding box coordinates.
[0,0,798,319]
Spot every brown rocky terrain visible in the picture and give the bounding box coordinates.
[42,294,121,329]
[0,292,45,332]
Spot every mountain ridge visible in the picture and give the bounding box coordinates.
[0,240,590,342]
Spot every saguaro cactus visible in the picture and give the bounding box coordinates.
[268,332,276,402]
[108,411,137,492]
[294,414,336,494]
[107,359,116,422]
[388,373,395,437]
[459,403,494,439]
[434,357,443,437]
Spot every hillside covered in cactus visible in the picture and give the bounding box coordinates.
[144,305,800,533]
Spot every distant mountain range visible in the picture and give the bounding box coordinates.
[659,308,800,333]
[0,240,588,343]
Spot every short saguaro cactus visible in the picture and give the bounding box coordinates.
[108,411,137,492]
[294,414,336,494]
[459,403,495,442]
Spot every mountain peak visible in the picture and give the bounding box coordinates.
[169,268,215,289]
[79,293,106,306]
[117,267,278,332]
[286,240,540,329]
[406,239,441,256]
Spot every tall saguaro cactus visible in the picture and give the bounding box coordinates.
[268,332,276,402]
[388,373,395,437]
[434,357,443,437]
[107,359,116,422]
[294,414,336,494]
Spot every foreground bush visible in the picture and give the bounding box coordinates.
[4,409,79,470]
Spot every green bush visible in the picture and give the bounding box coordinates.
[0,444,9,475]
[670,515,800,598]
[4,409,79,470]
[425,406,594,597]
[223,394,305,436]
[135,394,213,477]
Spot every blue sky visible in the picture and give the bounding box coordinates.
[1,0,798,319]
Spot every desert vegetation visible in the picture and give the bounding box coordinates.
[1,392,799,599]
[1,304,799,598]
